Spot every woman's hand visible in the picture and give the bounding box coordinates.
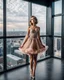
[41,44,45,48]
[20,44,24,48]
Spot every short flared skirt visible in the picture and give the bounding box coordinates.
[19,37,48,56]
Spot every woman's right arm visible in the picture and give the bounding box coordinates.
[21,27,30,46]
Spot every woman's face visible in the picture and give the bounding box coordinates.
[30,17,36,24]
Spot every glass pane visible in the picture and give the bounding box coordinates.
[6,0,28,36]
[54,0,62,15]
[7,38,27,69]
[54,37,61,58]
[0,0,3,36]
[0,39,3,72]
[54,16,62,36]
[32,3,46,35]
[37,37,46,60]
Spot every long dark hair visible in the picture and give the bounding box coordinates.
[29,16,38,27]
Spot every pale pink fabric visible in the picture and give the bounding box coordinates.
[19,28,48,56]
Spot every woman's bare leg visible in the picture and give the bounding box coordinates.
[29,54,33,76]
[33,54,38,77]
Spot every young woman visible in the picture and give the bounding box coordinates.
[19,16,48,79]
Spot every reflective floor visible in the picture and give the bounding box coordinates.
[0,58,64,80]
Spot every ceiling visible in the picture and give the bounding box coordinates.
[24,0,59,6]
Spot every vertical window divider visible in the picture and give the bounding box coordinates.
[3,0,7,71]
[62,0,64,59]
[52,0,62,58]
[52,2,54,57]
[26,2,32,63]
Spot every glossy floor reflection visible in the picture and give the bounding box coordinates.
[0,58,64,80]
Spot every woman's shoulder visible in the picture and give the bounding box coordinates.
[28,26,31,30]
[36,26,40,31]
[28,26,30,30]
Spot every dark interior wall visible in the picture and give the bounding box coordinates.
[24,0,49,6]
[46,2,53,56]
[24,0,59,7]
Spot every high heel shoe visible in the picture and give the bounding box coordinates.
[31,73,35,79]
[31,75,35,80]
[30,72,35,79]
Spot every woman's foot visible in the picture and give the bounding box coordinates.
[30,70,35,79]
[30,69,33,77]
[31,76,35,80]
[31,72,35,79]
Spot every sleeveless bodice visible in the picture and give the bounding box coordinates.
[29,28,39,39]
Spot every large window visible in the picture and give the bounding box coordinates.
[32,3,48,60]
[0,0,51,72]
[53,0,62,58]
[0,39,3,72]
[54,16,62,36]
[0,0,3,72]
[54,38,61,58]
[0,0,3,36]
[6,0,29,69]
[6,0,28,36]
[54,0,62,15]
[32,3,46,35]
[7,38,26,69]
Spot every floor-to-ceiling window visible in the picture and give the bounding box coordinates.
[6,0,29,69]
[0,0,3,72]
[32,3,50,60]
[52,0,62,58]
[0,0,51,73]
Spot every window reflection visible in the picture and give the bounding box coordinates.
[0,39,3,72]
[54,0,62,15]
[37,37,46,60]
[0,0,3,36]
[7,0,28,36]
[54,38,61,58]
[54,16,62,36]
[7,38,27,69]
[32,3,46,35]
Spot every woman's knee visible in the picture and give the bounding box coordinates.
[30,55,33,62]
[33,54,37,63]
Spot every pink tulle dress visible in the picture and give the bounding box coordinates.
[19,27,48,56]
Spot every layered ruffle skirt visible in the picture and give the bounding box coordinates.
[19,37,48,56]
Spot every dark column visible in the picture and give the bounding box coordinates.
[46,1,53,57]
[26,2,32,63]
[62,0,64,59]
[3,0,7,71]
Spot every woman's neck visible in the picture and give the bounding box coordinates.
[31,24,36,27]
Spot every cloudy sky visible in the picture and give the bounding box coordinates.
[0,0,46,32]
[0,0,62,35]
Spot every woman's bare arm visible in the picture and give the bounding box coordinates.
[21,27,30,46]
